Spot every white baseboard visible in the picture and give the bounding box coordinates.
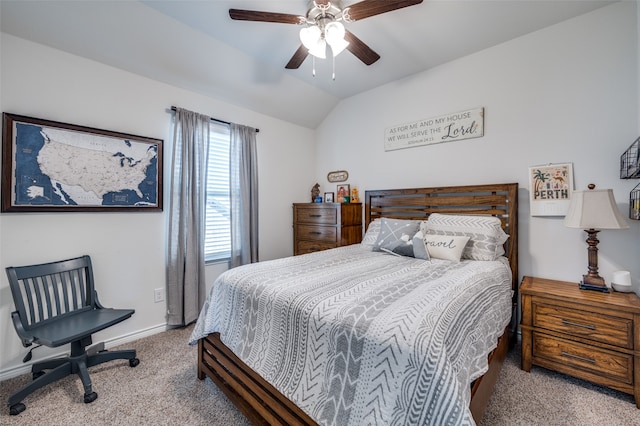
[0,323,167,382]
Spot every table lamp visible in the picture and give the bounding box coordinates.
[563,184,629,292]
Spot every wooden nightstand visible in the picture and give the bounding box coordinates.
[293,203,362,255]
[520,276,640,408]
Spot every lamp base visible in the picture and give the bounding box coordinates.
[579,281,610,293]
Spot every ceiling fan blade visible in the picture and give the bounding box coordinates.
[344,30,380,66]
[285,45,309,69]
[229,9,304,24]
[343,0,423,22]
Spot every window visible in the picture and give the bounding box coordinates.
[205,122,231,262]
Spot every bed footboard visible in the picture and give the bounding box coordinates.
[198,329,510,426]
[198,333,318,426]
[469,328,509,423]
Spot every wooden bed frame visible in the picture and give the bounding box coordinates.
[198,183,519,425]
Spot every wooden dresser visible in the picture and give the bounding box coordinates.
[520,276,640,408]
[293,203,362,255]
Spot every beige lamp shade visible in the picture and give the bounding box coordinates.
[564,187,629,230]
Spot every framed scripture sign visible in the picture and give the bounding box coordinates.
[2,113,163,212]
[529,163,573,216]
[384,107,484,151]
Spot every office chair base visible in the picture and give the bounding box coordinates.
[9,403,25,416]
[84,391,98,404]
[7,351,139,415]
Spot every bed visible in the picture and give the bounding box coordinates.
[190,183,518,425]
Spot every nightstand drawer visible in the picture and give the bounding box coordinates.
[295,208,337,225]
[532,301,633,349]
[295,225,337,242]
[533,332,633,384]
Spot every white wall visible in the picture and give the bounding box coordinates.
[317,2,640,291]
[0,34,315,377]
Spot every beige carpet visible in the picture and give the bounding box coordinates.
[1,326,638,425]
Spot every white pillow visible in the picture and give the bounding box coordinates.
[421,214,509,261]
[424,234,470,262]
[361,218,382,246]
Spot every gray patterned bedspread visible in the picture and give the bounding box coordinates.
[190,245,512,426]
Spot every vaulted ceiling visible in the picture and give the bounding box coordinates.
[0,1,617,128]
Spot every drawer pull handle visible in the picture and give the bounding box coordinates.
[310,232,322,235]
[561,319,596,330]
[309,214,322,218]
[561,351,595,364]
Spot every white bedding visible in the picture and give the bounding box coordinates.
[190,244,512,426]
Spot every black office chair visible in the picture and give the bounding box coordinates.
[6,255,140,415]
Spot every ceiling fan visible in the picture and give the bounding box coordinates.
[229,1,424,70]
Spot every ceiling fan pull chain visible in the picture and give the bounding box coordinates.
[312,55,316,77]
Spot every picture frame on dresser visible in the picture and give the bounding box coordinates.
[324,192,334,203]
[337,184,350,203]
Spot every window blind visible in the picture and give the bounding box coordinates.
[205,122,231,262]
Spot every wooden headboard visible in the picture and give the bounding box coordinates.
[364,183,519,292]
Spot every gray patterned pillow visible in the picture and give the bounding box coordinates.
[412,230,431,260]
[421,214,509,261]
[361,218,382,246]
[373,218,421,253]
[379,229,431,260]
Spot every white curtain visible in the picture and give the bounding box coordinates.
[230,123,259,268]
[167,108,210,326]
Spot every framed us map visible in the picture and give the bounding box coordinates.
[2,113,163,212]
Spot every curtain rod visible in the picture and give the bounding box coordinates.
[170,106,259,133]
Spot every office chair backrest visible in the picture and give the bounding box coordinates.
[7,256,97,331]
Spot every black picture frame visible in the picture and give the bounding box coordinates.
[324,192,334,203]
[2,113,163,212]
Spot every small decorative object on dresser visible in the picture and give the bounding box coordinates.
[350,187,359,203]
[310,183,320,202]
[563,184,629,292]
[520,276,640,408]
[292,202,362,255]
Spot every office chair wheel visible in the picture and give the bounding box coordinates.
[129,358,140,367]
[9,402,26,415]
[32,371,45,380]
[84,391,98,404]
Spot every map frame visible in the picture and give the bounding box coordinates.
[2,113,163,212]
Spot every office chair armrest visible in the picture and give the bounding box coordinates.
[11,311,34,347]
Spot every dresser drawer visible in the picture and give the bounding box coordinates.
[296,240,337,255]
[532,301,633,349]
[533,332,633,384]
[296,225,337,242]
[295,207,337,225]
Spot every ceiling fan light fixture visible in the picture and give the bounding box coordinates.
[328,37,349,56]
[299,25,321,49]
[325,21,345,42]
[308,38,327,59]
[325,21,348,56]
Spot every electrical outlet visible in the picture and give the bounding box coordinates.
[154,288,165,303]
